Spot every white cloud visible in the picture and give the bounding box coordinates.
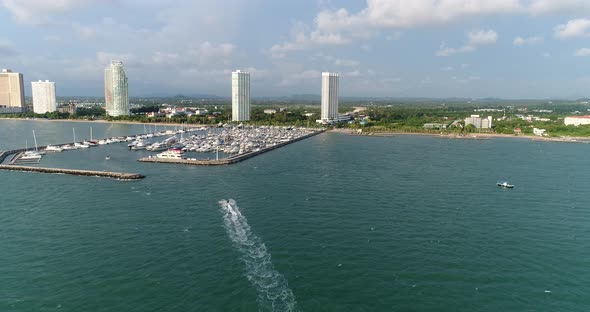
[554,19,590,39]
[334,58,360,67]
[441,66,454,71]
[575,48,590,56]
[529,0,590,15]
[513,35,544,46]
[436,30,498,56]
[316,0,522,32]
[1,0,95,24]
[270,30,352,58]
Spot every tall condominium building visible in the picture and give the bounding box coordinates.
[0,69,25,111]
[31,80,57,114]
[104,60,129,116]
[232,70,250,121]
[321,72,339,122]
[465,115,493,129]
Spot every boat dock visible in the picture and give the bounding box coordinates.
[0,164,144,180]
[138,129,325,166]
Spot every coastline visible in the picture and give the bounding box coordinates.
[329,128,590,143]
[0,117,210,128]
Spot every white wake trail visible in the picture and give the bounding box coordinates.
[219,199,297,312]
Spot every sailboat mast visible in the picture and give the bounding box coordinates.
[33,130,38,151]
[73,128,76,143]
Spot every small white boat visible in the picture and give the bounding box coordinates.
[496,181,514,188]
[105,155,111,160]
[44,145,63,152]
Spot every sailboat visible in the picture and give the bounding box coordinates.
[72,128,89,149]
[31,130,46,155]
[83,127,97,146]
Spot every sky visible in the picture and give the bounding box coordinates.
[1,0,590,99]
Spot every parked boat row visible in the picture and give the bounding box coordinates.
[176,125,318,156]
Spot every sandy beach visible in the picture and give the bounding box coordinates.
[329,128,590,143]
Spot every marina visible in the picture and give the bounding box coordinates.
[0,124,325,178]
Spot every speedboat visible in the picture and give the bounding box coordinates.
[496,181,514,188]
[105,155,111,160]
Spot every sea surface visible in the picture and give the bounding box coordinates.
[1,119,590,311]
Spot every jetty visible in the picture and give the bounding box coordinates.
[0,164,144,180]
[138,129,325,166]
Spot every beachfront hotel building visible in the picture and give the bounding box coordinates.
[465,115,492,129]
[232,70,250,121]
[320,72,339,122]
[31,80,56,114]
[0,69,25,113]
[564,116,590,126]
[104,60,129,116]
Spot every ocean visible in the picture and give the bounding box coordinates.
[1,119,590,311]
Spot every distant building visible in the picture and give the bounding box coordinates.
[533,128,547,136]
[465,115,492,129]
[231,70,250,121]
[423,123,448,129]
[264,109,277,114]
[0,69,25,112]
[514,127,522,135]
[320,72,339,122]
[58,103,77,115]
[31,80,56,114]
[564,116,590,126]
[104,60,129,116]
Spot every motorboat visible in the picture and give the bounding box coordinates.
[156,150,183,159]
[44,145,63,152]
[105,155,111,160]
[496,181,514,188]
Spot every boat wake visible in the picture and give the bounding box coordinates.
[219,199,297,312]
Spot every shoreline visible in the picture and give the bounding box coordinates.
[329,129,590,143]
[0,117,210,128]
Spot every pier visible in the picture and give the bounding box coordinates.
[0,164,144,180]
[138,129,325,166]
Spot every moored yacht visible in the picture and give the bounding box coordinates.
[156,150,183,159]
[44,145,63,152]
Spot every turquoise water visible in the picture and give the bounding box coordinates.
[1,119,590,311]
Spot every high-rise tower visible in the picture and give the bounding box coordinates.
[321,72,339,122]
[104,61,129,116]
[0,69,25,111]
[232,70,250,121]
[31,80,56,114]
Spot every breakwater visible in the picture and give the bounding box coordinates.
[0,164,144,180]
[138,129,325,166]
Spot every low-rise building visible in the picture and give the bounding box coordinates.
[564,115,590,126]
[423,123,447,129]
[264,109,277,114]
[533,128,547,136]
[57,103,77,114]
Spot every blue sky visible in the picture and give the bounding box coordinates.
[1,0,590,99]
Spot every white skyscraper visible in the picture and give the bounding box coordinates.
[31,80,56,114]
[104,60,129,116]
[0,69,25,111]
[232,70,250,121]
[321,72,339,122]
